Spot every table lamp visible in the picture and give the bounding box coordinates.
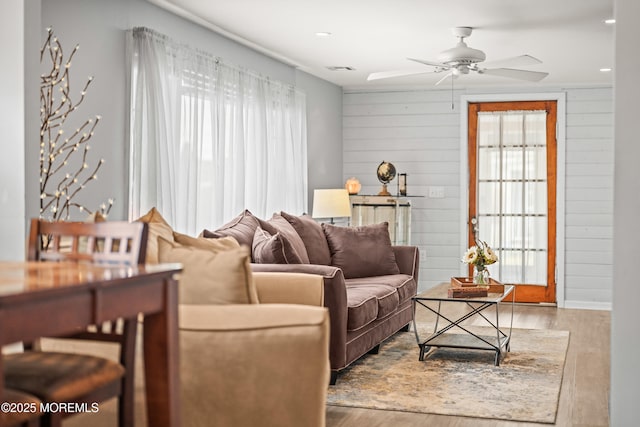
[312,189,352,224]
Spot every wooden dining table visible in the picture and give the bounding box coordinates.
[0,261,182,427]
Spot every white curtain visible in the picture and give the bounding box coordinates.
[476,110,547,285]
[127,27,308,235]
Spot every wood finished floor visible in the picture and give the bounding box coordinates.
[61,304,610,426]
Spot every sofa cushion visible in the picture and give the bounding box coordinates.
[266,214,309,263]
[158,237,258,305]
[202,210,260,248]
[346,284,400,331]
[351,283,399,319]
[345,289,378,331]
[280,212,331,265]
[322,222,400,279]
[346,274,416,305]
[252,226,304,264]
[135,207,174,264]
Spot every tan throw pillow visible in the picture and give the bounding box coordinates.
[322,222,400,279]
[173,231,239,251]
[252,226,304,264]
[201,210,260,248]
[135,207,174,264]
[280,212,331,265]
[158,237,258,305]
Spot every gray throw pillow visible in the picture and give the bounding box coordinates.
[280,211,331,265]
[322,222,400,279]
[267,214,309,263]
[252,226,305,264]
[202,210,259,248]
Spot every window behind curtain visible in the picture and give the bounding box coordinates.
[127,27,308,235]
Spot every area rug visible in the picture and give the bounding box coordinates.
[327,326,570,424]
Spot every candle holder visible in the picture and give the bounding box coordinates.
[398,173,407,196]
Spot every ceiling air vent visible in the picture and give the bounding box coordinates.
[326,66,356,71]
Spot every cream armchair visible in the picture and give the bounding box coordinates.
[179,272,330,427]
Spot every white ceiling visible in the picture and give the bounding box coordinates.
[149,0,614,90]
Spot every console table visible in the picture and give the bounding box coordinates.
[350,195,418,245]
[0,261,182,427]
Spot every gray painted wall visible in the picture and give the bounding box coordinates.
[611,0,640,423]
[296,69,344,211]
[0,0,26,260]
[33,0,343,224]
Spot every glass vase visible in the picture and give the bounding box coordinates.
[473,266,490,286]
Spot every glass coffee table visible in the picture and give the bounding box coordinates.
[412,282,515,366]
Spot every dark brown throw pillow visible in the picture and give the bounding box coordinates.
[280,212,331,265]
[252,226,304,264]
[322,222,400,279]
[202,210,259,248]
[267,214,310,263]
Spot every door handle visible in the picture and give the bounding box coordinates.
[470,216,479,245]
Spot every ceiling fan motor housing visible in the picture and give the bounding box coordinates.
[438,42,486,66]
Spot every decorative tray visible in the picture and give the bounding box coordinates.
[450,277,505,294]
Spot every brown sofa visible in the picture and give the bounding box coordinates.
[204,210,420,384]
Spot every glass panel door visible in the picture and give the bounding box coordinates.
[468,101,557,303]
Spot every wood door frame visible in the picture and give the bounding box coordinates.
[460,93,566,306]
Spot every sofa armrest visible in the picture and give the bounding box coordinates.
[252,263,349,370]
[253,272,324,306]
[393,245,420,281]
[179,304,329,427]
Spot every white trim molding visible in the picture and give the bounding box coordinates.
[563,300,611,311]
[460,92,567,307]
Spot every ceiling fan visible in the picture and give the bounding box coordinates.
[367,27,549,85]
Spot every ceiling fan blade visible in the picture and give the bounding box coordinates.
[481,54,542,69]
[407,57,449,69]
[481,68,549,82]
[367,69,433,81]
[434,71,456,86]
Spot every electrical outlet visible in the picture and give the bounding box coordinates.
[428,186,445,198]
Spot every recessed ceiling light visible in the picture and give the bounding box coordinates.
[600,68,612,72]
[604,18,616,24]
[315,32,332,37]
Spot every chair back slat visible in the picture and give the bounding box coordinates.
[28,219,148,265]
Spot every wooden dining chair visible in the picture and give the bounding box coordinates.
[4,219,148,427]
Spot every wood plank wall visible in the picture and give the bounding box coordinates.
[343,86,613,308]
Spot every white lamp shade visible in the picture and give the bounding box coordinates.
[312,189,352,219]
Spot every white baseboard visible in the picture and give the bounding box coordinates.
[562,300,612,311]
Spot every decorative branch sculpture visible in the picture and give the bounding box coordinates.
[39,27,113,220]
